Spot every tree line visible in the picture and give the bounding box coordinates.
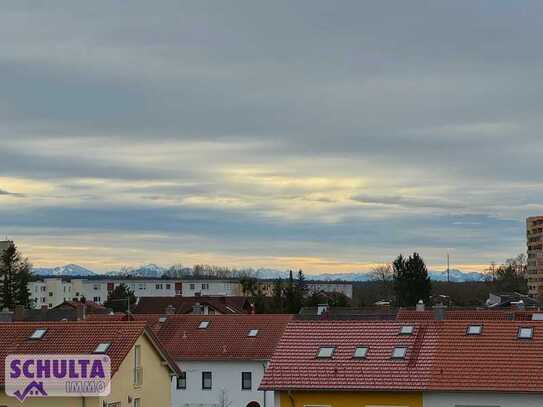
[359,252,529,307]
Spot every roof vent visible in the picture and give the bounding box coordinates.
[416,300,425,312]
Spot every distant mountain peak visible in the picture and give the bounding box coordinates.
[32,264,96,277]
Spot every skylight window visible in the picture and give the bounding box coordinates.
[316,347,335,358]
[248,329,259,337]
[391,347,407,359]
[93,342,111,354]
[159,316,167,323]
[29,328,47,340]
[198,321,210,329]
[400,325,414,335]
[353,346,368,358]
[532,313,543,321]
[466,325,483,335]
[518,327,534,339]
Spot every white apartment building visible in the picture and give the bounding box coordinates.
[29,277,180,308]
[180,278,242,297]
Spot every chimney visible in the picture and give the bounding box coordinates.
[317,304,329,316]
[192,302,202,315]
[433,304,446,320]
[14,305,26,321]
[416,300,425,312]
[165,305,176,315]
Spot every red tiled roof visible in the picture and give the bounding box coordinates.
[446,310,513,320]
[144,314,293,361]
[396,308,536,321]
[0,321,179,385]
[429,321,543,392]
[133,296,250,314]
[396,309,434,320]
[54,300,108,313]
[261,319,543,392]
[261,320,437,391]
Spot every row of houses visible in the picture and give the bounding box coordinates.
[28,276,353,309]
[4,309,543,406]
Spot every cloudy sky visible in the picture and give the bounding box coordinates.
[1,1,541,274]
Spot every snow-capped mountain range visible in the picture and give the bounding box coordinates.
[32,264,487,282]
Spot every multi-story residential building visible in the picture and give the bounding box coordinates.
[29,277,181,309]
[261,319,543,407]
[0,320,179,407]
[179,278,242,296]
[527,215,543,298]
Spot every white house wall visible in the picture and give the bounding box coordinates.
[171,360,273,407]
[423,392,543,407]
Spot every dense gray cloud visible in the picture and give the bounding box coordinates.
[0,1,541,272]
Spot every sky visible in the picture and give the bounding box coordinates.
[1,1,542,274]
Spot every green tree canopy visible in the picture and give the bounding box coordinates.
[0,242,32,309]
[393,252,432,307]
[104,283,137,313]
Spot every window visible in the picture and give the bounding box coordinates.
[316,347,335,358]
[248,329,259,337]
[29,328,47,340]
[93,296,101,303]
[155,284,163,290]
[138,283,145,290]
[94,342,111,354]
[133,399,141,407]
[134,345,142,386]
[353,346,369,358]
[202,371,212,390]
[190,283,195,290]
[41,286,46,292]
[202,283,209,290]
[391,347,407,359]
[176,372,187,389]
[198,320,210,329]
[41,297,46,303]
[166,284,171,290]
[467,325,483,335]
[241,371,252,390]
[400,325,414,335]
[48,292,53,297]
[93,284,100,290]
[518,327,534,339]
